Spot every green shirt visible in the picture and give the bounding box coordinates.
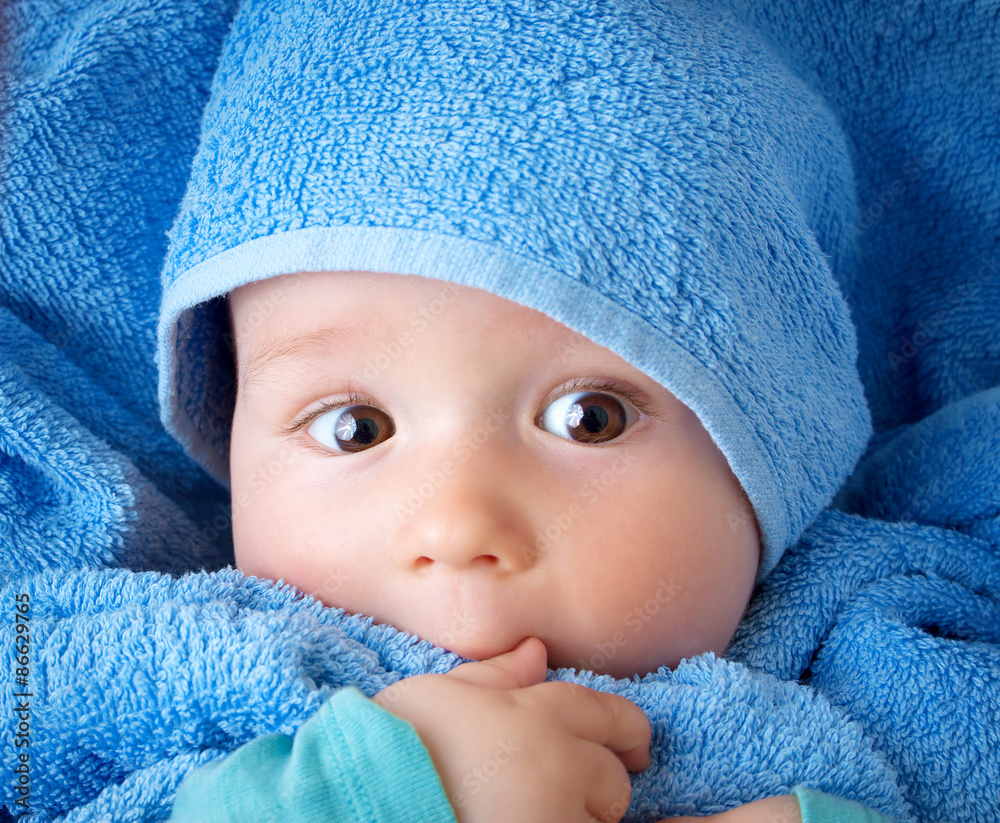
[794,785,895,823]
[168,687,457,823]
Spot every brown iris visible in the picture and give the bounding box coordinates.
[333,406,395,452]
[561,393,628,444]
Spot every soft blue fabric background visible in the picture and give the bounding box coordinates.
[1,1,998,821]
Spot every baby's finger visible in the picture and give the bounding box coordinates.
[446,636,548,690]
[533,682,652,772]
[543,683,652,771]
[582,743,635,823]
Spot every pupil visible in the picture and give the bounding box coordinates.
[353,418,378,444]
[580,405,608,433]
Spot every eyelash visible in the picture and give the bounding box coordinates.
[282,389,380,436]
[548,377,654,418]
[282,377,653,437]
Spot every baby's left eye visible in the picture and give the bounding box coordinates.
[539,391,638,444]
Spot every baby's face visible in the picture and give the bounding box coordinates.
[229,271,760,677]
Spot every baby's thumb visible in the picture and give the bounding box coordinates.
[445,637,548,690]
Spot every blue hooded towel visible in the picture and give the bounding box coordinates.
[158,0,871,576]
[2,0,999,821]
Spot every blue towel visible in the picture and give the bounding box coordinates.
[157,0,872,574]
[2,2,998,823]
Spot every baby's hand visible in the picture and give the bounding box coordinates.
[666,795,801,823]
[374,637,651,823]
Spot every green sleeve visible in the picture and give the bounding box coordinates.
[793,785,896,823]
[168,687,458,823]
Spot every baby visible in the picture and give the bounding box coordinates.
[231,267,761,813]
[167,269,883,823]
[157,1,881,820]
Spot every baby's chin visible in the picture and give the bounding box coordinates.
[430,629,672,680]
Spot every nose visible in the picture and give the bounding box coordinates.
[394,473,537,574]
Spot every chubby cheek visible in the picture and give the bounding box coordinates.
[230,411,316,583]
[231,478,307,581]
[561,444,759,676]
[229,438,329,598]
[576,537,755,677]
[640,507,757,668]
[229,453,393,614]
[232,483,366,607]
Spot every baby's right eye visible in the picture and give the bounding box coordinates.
[306,405,395,453]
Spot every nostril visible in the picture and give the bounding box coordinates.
[414,556,433,569]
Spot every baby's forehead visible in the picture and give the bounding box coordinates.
[229,270,612,365]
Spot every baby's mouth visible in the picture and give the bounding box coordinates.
[403,580,531,661]
[435,632,537,663]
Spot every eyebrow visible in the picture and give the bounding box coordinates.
[237,318,393,393]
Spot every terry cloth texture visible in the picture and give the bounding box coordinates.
[157,0,872,576]
[2,0,999,822]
